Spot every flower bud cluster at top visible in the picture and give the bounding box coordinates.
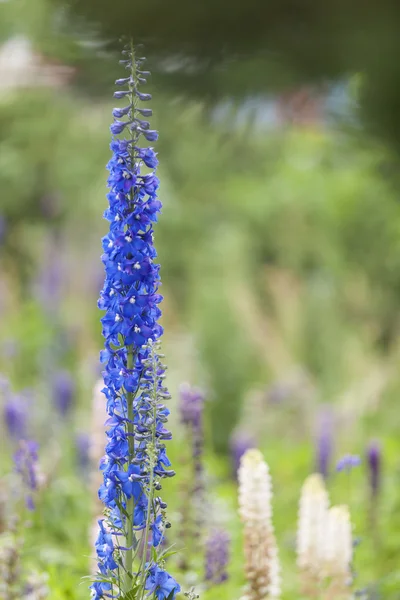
[90,43,180,600]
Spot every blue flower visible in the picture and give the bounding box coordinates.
[141,129,159,142]
[113,105,132,118]
[145,565,181,600]
[110,120,130,135]
[151,515,164,547]
[136,147,159,168]
[95,520,119,571]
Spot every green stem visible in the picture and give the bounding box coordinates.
[121,40,138,594]
[139,346,158,598]
[122,348,136,593]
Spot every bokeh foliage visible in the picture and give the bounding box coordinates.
[2,3,400,598]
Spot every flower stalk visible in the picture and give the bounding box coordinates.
[238,449,280,600]
[90,41,180,600]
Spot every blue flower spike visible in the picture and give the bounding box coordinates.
[90,41,180,600]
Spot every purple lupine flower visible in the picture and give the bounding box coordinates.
[205,528,230,584]
[315,405,334,479]
[229,430,256,478]
[90,44,178,599]
[179,383,205,429]
[13,440,39,510]
[52,370,75,416]
[336,454,361,473]
[4,393,28,440]
[75,432,91,472]
[179,383,205,476]
[34,232,63,313]
[178,384,206,570]
[179,382,205,489]
[367,441,381,498]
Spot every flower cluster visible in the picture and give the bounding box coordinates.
[238,449,281,600]
[179,383,205,492]
[297,473,353,599]
[178,384,205,570]
[91,44,179,600]
[366,441,381,498]
[204,528,230,585]
[13,440,40,510]
[314,406,334,479]
[2,379,28,441]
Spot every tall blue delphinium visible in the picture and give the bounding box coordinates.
[314,405,334,479]
[91,43,180,600]
[204,528,230,585]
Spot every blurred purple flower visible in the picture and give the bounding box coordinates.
[336,454,361,473]
[267,381,292,404]
[13,440,39,510]
[367,441,381,498]
[205,528,230,584]
[315,405,334,478]
[52,370,75,416]
[76,432,91,472]
[229,430,256,478]
[39,193,61,219]
[178,383,206,564]
[179,383,204,429]
[34,231,63,313]
[4,393,28,440]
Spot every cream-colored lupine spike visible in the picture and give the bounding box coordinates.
[238,449,281,600]
[322,505,353,600]
[296,473,329,597]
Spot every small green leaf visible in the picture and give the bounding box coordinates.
[160,549,178,560]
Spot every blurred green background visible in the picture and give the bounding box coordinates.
[1,0,400,598]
